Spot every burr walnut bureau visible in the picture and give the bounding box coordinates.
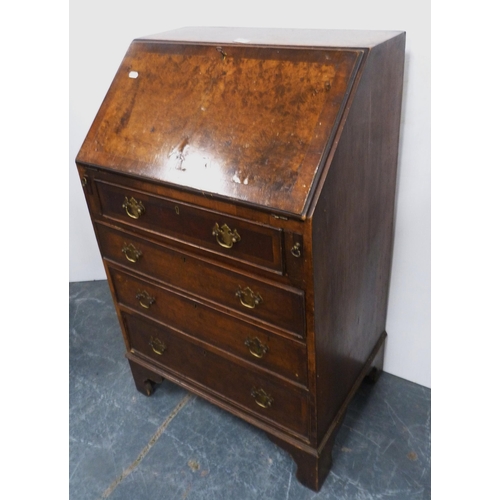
[76,27,405,492]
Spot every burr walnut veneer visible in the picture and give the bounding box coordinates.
[76,27,405,492]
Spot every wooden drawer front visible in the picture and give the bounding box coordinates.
[95,180,283,273]
[109,266,307,384]
[123,312,309,437]
[97,223,305,337]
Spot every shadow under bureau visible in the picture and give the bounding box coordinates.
[76,27,405,492]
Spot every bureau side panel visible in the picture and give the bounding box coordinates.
[311,34,405,440]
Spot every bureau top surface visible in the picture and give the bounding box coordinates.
[140,27,403,49]
[76,28,400,216]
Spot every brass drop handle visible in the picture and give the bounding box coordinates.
[149,337,166,355]
[244,337,269,358]
[212,223,241,248]
[123,196,145,219]
[122,243,142,263]
[251,387,273,409]
[236,286,263,309]
[291,242,301,258]
[136,290,155,309]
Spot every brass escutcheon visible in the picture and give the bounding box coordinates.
[291,242,301,258]
[236,286,263,309]
[122,243,142,263]
[122,196,145,219]
[136,290,155,309]
[251,387,273,409]
[149,337,166,355]
[244,337,269,358]
[212,223,241,249]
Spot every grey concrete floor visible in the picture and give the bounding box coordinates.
[70,280,431,499]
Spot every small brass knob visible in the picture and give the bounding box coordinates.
[212,223,241,248]
[123,196,145,219]
[148,337,166,355]
[244,337,269,358]
[236,286,263,309]
[251,387,273,409]
[122,243,142,263]
[136,290,155,309]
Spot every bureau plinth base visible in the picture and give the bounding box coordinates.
[266,332,387,492]
[128,359,164,396]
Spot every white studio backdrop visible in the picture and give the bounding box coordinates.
[69,1,430,388]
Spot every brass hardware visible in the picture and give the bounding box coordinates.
[149,337,166,355]
[122,196,145,219]
[251,387,273,409]
[236,286,263,309]
[81,176,88,187]
[291,242,301,258]
[244,337,269,358]
[175,205,180,215]
[122,243,142,263]
[216,46,227,60]
[212,223,241,248]
[136,290,155,309]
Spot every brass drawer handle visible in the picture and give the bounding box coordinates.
[291,242,301,258]
[251,387,273,409]
[136,290,155,309]
[212,223,241,248]
[122,243,142,263]
[148,337,166,355]
[244,337,269,358]
[122,196,145,219]
[236,286,263,309]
